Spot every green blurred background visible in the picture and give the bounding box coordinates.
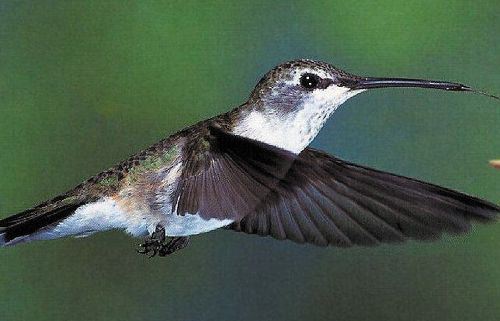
[0,1,498,320]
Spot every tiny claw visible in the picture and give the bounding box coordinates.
[136,224,187,258]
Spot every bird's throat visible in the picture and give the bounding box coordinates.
[232,87,364,154]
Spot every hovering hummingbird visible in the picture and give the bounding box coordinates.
[1,59,498,257]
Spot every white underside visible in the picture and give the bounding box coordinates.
[2,198,233,246]
[1,160,233,246]
[3,198,136,246]
[165,214,233,236]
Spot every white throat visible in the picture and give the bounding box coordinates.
[233,86,364,154]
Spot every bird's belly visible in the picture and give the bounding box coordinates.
[164,212,234,237]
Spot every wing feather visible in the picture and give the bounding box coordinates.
[229,148,499,247]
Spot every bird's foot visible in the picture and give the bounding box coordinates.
[158,236,190,257]
[137,225,190,258]
[137,225,166,257]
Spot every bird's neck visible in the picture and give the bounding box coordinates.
[232,88,362,154]
[231,110,312,154]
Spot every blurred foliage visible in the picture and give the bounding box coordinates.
[0,1,498,321]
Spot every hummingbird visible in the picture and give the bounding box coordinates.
[1,59,498,257]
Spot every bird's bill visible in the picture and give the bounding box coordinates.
[345,76,499,100]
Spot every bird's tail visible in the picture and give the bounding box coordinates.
[0,194,88,246]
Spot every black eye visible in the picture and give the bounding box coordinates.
[300,73,320,89]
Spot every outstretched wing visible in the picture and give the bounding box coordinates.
[229,148,499,247]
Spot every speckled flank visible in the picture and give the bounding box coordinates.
[125,147,178,183]
[98,176,119,188]
[71,144,181,200]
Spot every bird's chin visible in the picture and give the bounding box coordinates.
[308,86,365,112]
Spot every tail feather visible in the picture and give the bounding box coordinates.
[0,195,89,246]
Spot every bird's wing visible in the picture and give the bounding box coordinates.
[171,125,297,220]
[229,148,499,247]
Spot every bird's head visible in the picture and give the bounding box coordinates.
[231,59,496,154]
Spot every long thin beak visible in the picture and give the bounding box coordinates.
[345,76,499,100]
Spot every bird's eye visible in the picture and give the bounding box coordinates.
[300,73,320,89]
